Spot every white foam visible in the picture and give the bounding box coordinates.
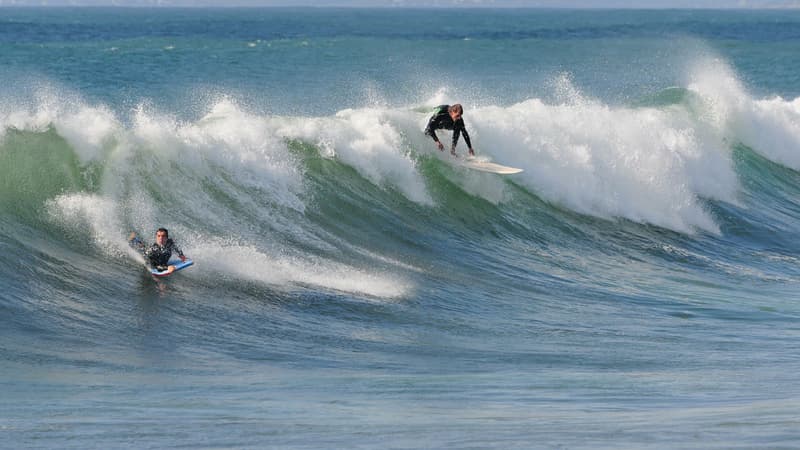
[45,193,141,260]
[108,99,308,237]
[190,241,411,299]
[0,87,120,163]
[687,57,800,171]
[54,105,119,163]
[273,107,434,205]
[743,96,800,170]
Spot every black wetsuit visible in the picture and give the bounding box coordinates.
[424,104,472,150]
[145,239,184,270]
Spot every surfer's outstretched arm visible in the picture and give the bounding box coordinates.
[128,232,146,255]
[424,121,444,151]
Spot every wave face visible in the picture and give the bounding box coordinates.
[3,8,800,449]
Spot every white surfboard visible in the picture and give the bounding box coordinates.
[454,157,523,175]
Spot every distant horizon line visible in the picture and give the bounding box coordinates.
[1,4,799,8]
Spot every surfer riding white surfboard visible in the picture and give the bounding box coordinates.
[424,103,523,175]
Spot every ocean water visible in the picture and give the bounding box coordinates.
[2,6,800,448]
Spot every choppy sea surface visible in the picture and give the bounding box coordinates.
[2,7,800,448]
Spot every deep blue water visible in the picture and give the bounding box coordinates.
[2,7,800,448]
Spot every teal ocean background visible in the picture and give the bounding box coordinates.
[2,7,800,448]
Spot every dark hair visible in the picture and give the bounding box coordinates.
[156,227,169,237]
[449,104,463,115]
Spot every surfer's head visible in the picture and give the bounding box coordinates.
[448,104,463,121]
[155,227,169,246]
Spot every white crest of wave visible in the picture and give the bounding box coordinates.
[745,96,800,170]
[274,107,434,205]
[128,99,305,212]
[3,90,306,215]
[0,88,120,163]
[687,57,800,171]
[471,75,738,233]
[56,105,119,163]
[191,242,410,299]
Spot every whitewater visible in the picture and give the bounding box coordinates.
[2,7,800,449]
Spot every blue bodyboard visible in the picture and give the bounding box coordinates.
[150,259,194,277]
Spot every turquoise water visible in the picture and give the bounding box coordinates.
[2,7,800,448]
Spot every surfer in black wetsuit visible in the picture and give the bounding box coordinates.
[129,227,186,274]
[424,103,475,156]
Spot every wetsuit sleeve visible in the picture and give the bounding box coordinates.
[128,236,146,256]
[424,105,449,143]
[452,120,472,149]
[461,124,472,149]
[424,113,441,143]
